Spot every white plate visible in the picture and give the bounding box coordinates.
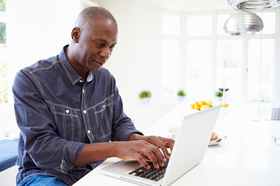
[209,139,222,146]
[209,135,226,146]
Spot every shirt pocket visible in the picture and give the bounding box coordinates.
[52,105,82,142]
[93,97,113,141]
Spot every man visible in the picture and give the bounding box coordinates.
[12,6,174,186]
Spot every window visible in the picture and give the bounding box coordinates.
[162,14,181,99]
[257,12,275,34]
[186,40,212,99]
[217,14,230,35]
[185,15,212,99]
[0,0,12,140]
[0,22,7,103]
[162,39,180,99]
[186,15,212,36]
[0,0,5,12]
[162,14,180,36]
[217,40,242,100]
[162,11,278,103]
[247,39,274,101]
[0,0,7,104]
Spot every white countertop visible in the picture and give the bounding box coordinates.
[74,102,280,186]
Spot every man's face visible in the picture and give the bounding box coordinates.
[73,18,118,72]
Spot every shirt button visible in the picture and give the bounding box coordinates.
[79,80,83,83]
[87,130,90,134]
[65,110,69,113]
[83,110,87,114]
[82,89,85,93]
[103,105,105,108]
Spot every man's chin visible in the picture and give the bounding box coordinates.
[89,66,102,71]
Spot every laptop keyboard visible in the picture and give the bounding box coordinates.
[128,160,169,182]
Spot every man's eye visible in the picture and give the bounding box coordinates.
[109,45,116,50]
[95,42,104,47]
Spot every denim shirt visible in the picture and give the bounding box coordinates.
[12,45,142,185]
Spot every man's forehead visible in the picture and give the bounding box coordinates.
[89,27,118,45]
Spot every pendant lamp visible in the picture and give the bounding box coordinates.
[227,0,280,11]
[224,11,263,35]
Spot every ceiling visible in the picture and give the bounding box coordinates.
[139,0,232,12]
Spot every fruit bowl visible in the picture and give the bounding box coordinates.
[189,100,213,111]
[190,100,229,111]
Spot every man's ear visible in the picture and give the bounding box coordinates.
[71,27,80,43]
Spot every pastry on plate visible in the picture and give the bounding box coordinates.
[210,132,221,142]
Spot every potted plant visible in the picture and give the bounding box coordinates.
[177,89,186,101]
[215,91,223,102]
[139,90,152,104]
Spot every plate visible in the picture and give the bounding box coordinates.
[209,139,222,146]
[209,135,226,146]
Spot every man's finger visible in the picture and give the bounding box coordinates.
[147,136,171,160]
[158,136,175,157]
[135,154,151,169]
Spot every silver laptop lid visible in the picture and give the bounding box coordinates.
[101,106,220,186]
[162,105,220,185]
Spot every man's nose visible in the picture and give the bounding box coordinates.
[100,47,110,58]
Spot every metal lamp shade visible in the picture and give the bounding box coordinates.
[227,0,280,11]
[224,12,263,35]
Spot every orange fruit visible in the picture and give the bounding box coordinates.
[194,101,199,106]
[190,104,194,109]
[194,105,201,110]
[220,104,229,108]
[199,101,206,106]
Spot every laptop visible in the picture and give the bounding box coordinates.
[101,106,220,186]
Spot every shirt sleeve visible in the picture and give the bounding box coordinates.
[12,70,85,174]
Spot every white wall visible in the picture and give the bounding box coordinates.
[9,0,80,74]
[95,0,174,128]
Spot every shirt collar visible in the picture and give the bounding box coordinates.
[59,45,93,85]
[87,71,93,82]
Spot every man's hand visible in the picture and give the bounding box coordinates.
[75,134,174,169]
[114,134,175,169]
